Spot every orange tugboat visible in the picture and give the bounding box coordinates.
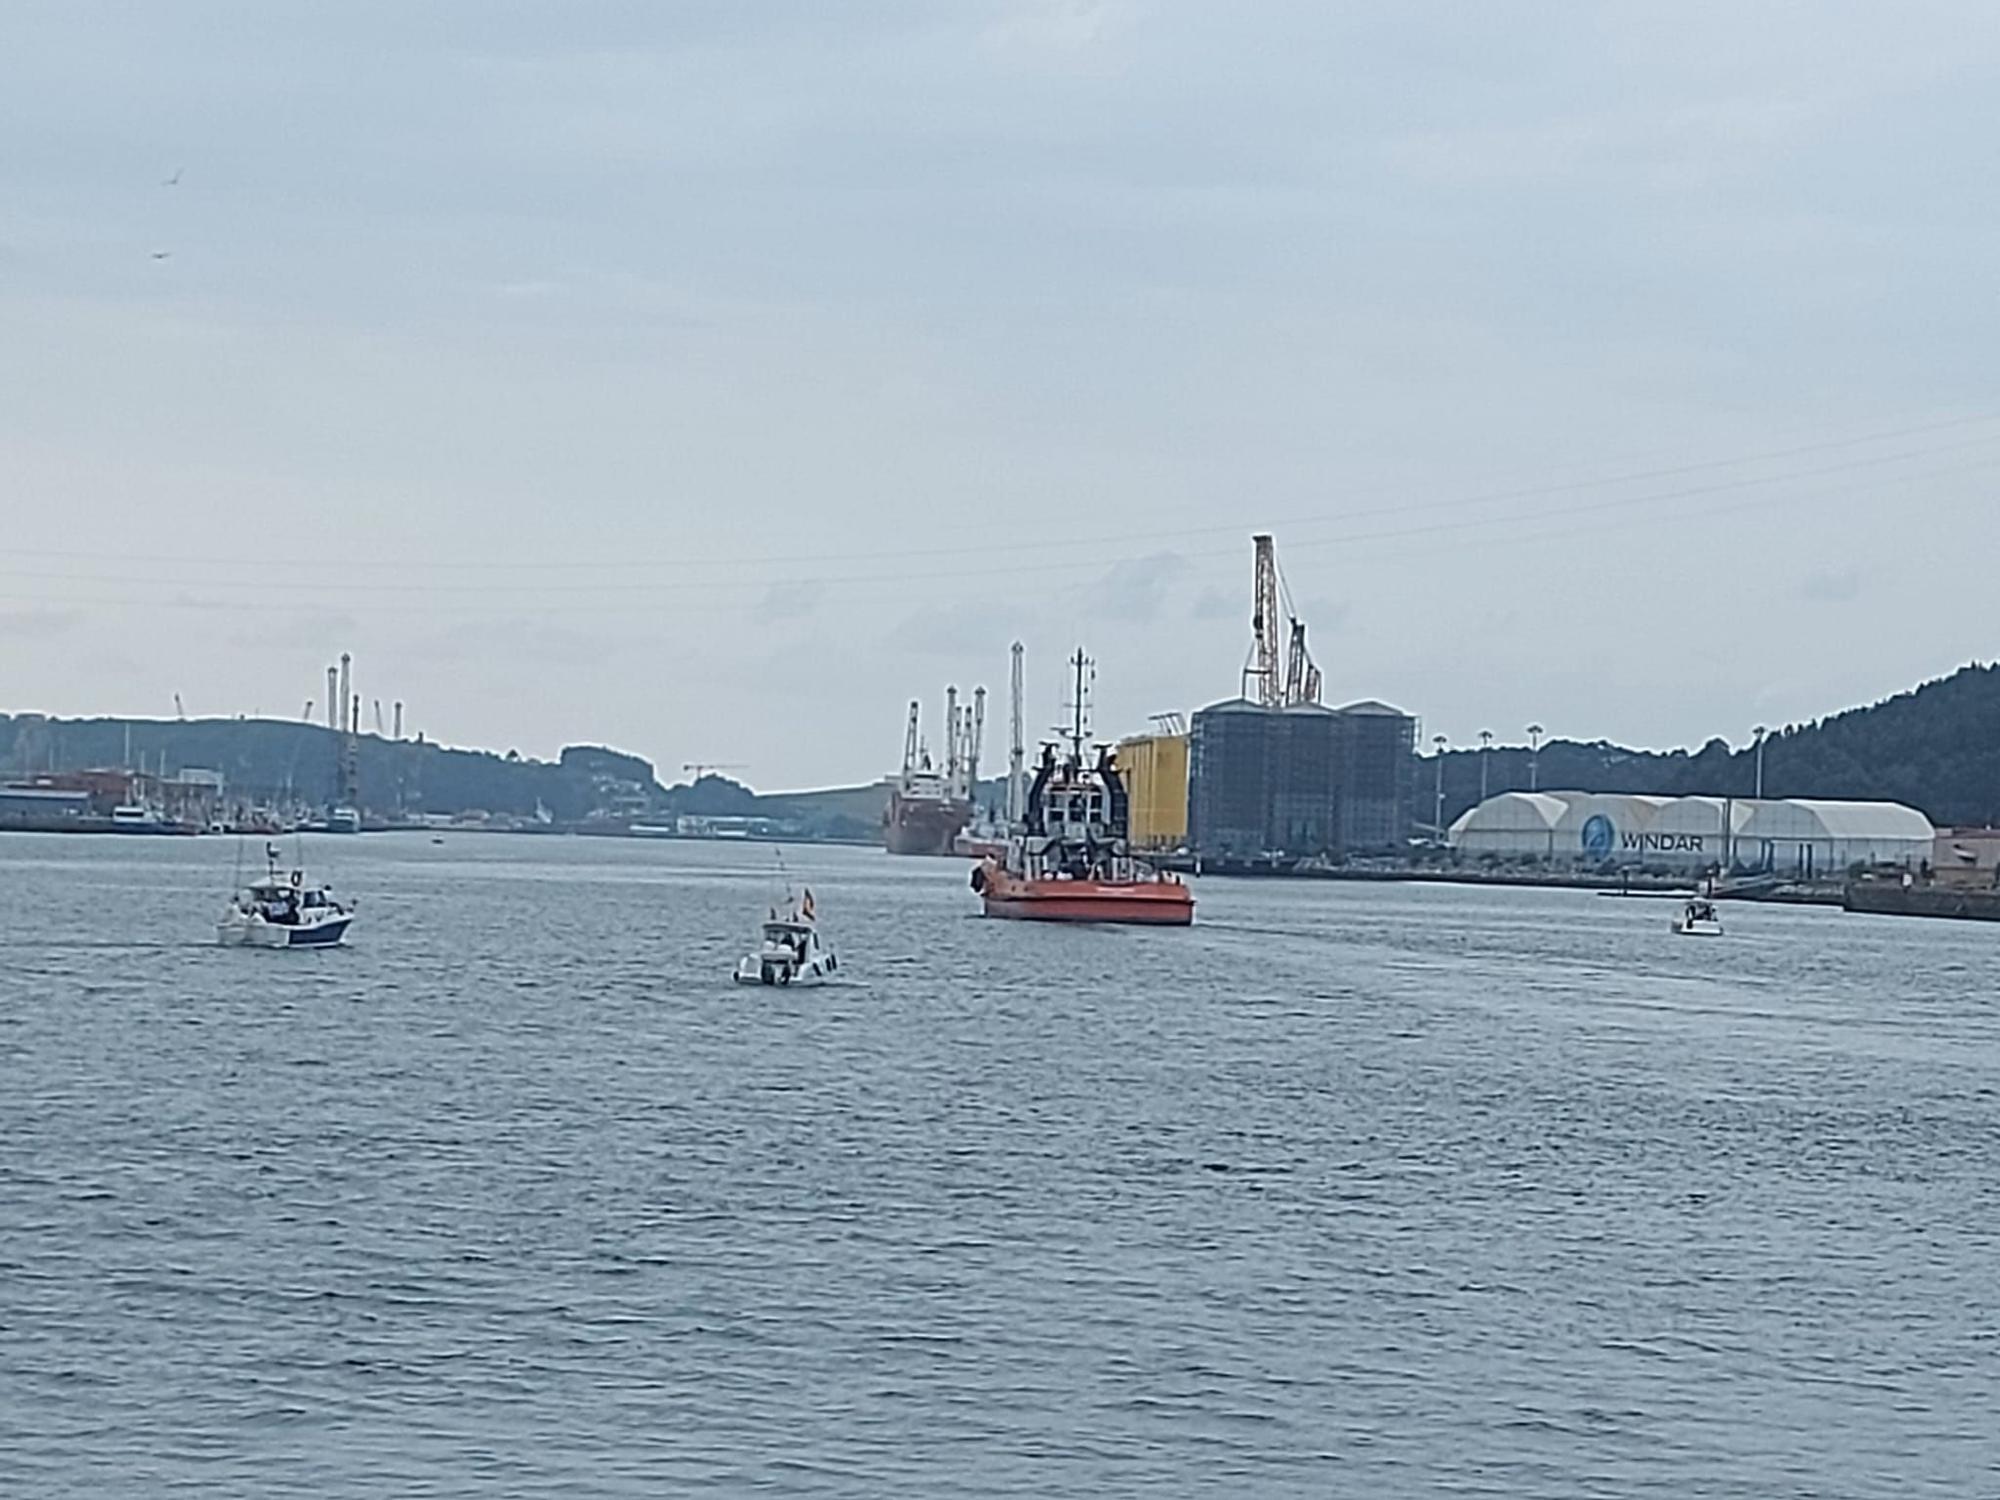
[970,649,1194,926]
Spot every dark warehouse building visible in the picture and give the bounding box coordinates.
[1188,697,1416,859]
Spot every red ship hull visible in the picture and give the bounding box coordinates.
[975,865,1194,925]
[885,791,972,856]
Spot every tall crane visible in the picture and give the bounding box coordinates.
[1244,533,1323,707]
[1246,533,1282,706]
[1006,643,1026,827]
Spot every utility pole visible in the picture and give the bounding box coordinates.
[1432,733,1448,844]
[1527,723,1544,792]
[1753,724,1768,800]
[1479,728,1493,802]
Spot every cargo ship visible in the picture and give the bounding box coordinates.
[885,684,982,857]
[969,649,1193,925]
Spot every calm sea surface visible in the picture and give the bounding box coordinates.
[3,833,1996,1496]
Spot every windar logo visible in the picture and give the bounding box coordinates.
[1580,814,1615,859]
[1626,832,1707,854]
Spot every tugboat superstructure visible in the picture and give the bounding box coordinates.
[970,650,1193,925]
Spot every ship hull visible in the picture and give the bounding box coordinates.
[976,867,1194,925]
[885,794,971,857]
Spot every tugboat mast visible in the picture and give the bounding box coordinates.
[1064,648,1092,762]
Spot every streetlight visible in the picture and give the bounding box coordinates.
[1753,724,1769,800]
[1526,723,1544,792]
[1433,734,1448,845]
[1479,729,1493,803]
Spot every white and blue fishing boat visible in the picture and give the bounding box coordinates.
[217,844,356,948]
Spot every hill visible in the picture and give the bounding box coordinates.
[1431,662,2000,828]
[0,714,897,837]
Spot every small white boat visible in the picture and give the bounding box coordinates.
[218,845,355,948]
[1672,897,1723,937]
[732,888,837,986]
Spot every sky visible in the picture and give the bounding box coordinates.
[4,1,1998,788]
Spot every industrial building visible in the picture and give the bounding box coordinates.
[1448,791,1935,875]
[1335,700,1417,851]
[1117,724,1189,852]
[1187,697,1416,859]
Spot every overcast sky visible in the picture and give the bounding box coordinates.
[4,2,1997,787]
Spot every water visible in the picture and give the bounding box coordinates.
[3,833,1996,1496]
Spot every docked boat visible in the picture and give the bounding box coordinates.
[217,844,356,948]
[885,688,979,856]
[733,888,837,986]
[1672,897,1723,937]
[970,649,1193,926]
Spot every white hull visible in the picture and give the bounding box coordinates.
[733,950,836,986]
[216,909,354,948]
[1672,921,1724,937]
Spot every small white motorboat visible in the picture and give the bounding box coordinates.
[732,888,836,987]
[1672,897,1723,937]
[218,844,356,948]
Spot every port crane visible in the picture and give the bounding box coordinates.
[1245,533,1323,707]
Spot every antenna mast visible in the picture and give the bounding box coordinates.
[1065,647,1092,757]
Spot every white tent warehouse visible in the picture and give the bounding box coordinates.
[1448,791,1934,875]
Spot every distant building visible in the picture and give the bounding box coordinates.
[1117,730,1189,851]
[0,785,92,826]
[1929,828,2000,888]
[1188,698,1416,859]
[1448,791,1934,875]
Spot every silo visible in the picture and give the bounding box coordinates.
[1190,699,1275,857]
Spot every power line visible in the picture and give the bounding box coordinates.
[5,449,1995,619]
[6,406,1998,576]
[4,430,1993,599]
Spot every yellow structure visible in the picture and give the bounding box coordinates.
[1117,731,1189,851]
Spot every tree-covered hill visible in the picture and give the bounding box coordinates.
[1428,662,2000,828]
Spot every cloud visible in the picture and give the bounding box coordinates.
[983,0,1136,60]
[761,577,826,621]
[1081,551,1188,622]
[1798,567,1861,604]
[409,617,611,664]
[1190,587,1238,621]
[888,601,1008,658]
[1294,596,1350,636]
[0,607,81,640]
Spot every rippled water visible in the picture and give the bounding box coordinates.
[3,832,1997,1496]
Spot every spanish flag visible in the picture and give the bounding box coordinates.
[801,888,815,921]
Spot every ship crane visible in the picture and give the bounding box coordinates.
[967,686,987,804]
[900,700,922,778]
